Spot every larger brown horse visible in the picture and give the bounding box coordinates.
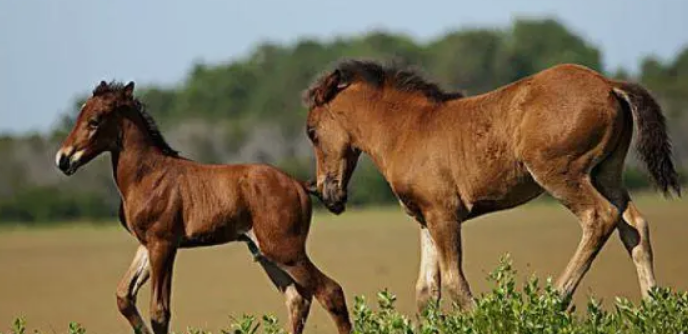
[55,81,352,334]
[303,60,681,310]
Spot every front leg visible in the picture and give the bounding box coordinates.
[425,210,474,310]
[415,227,441,312]
[116,245,151,334]
[148,240,177,334]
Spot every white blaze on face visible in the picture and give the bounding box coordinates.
[55,146,86,169]
[55,150,62,167]
[55,146,73,167]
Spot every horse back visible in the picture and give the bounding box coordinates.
[390,64,620,219]
[128,160,310,248]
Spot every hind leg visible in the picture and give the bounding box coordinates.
[245,232,350,333]
[243,236,312,334]
[593,174,656,298]
[552,178,620,301]
[593,175,656,298]
[280,258,351,334]
[591,123,657,299]
[618,201,657,298]
[528,155,621,302]
[259,259,312,334]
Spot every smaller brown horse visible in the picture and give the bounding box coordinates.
[303,60,680,311]
[55,81,351,334]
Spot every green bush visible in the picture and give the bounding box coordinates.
[350,258,688,334]
[4,257,687,334]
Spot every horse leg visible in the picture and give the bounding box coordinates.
[529,159,621,303]
[595,164,658,298]
[147,241,177,334]
[555,182,619,302]
[258,258,312,334]
[563,179,659,302]
[116,245,152,334]
[415,227,441,312]
[242,234,312,334]
[586,117,656,299]
[278,258,351,334]
[425,211,473,310]
[593,177,656,299]
[618,201,657,298]
[593,181,659,299]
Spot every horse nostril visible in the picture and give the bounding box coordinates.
[58,154,71,171]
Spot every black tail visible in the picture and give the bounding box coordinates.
[612,81,681,196]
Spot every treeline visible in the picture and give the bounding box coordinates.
[1,18,687,223]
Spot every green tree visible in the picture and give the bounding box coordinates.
[2,18,686,223]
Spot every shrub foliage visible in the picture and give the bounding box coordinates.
[4,257,687,334]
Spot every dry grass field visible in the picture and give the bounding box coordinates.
[0,193,686,333]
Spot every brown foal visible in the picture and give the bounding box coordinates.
[55,81,351,334]
[303,60,681,310]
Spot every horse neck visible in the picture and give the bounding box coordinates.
[111,113,169,197]
[346,94,426,172]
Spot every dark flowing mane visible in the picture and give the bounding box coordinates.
[94,81,180,157]
[134,102,179,157]
[303,59,465,108]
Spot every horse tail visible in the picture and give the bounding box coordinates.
[611,81,681,196]
[299,179,318,196]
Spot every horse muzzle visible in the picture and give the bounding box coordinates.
[321,177,348,215]
[55,147,84,176]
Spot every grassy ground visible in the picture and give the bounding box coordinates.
[0,193,686,333]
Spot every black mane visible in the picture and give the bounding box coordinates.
[134,102,179,157]
[304,59,464,108]
[94,81,179,157]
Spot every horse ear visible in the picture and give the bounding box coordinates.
[123,81,135,98]
[314,70,349,105]
[93,80,109,95]
[335,70,350,89]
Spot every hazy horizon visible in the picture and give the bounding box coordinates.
[1,0,687,134]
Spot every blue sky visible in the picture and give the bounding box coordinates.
[1,0,687,134]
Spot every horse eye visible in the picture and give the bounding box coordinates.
[87,118,100,128]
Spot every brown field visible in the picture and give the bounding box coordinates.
[0,193,686,333]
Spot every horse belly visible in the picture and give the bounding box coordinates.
[181,213,250,248]
[464,166,543,219]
